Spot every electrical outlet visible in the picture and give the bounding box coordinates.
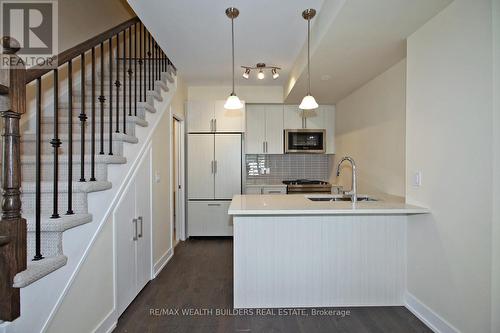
[413,171,422,187]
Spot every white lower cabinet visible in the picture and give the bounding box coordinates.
[115,148,152,317]
[188,201,232,236]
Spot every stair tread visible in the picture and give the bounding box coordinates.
[13,255,67,288]
[26,213,92,232]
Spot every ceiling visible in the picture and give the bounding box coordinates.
[285,0,453,104]
[129,0,324,86]
[129,0,453,102]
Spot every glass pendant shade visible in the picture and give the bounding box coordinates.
[224,93,244,110]
[299,94,318,110]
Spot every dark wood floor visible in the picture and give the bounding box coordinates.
[115,238,431,333]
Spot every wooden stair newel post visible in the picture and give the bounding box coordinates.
[0,36,27,322]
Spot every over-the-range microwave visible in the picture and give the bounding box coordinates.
[284,129,326,154]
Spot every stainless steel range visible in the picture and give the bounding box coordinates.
[282,179,332,194]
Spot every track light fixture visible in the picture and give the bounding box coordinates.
[241,63,281,80]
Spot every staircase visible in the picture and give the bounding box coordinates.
[0,17,176,324]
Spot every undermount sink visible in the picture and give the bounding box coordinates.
[306,195,378,202]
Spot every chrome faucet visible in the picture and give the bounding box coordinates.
[336,156,357,203]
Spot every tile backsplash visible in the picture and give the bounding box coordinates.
[246,154,330,184]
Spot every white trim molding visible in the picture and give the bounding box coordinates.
[153,248,174,278]
[405,292,460,333]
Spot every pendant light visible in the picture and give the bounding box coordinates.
[299,8,319,110]
[224,7,244,110]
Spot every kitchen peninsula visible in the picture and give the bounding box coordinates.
[228,194,429,309]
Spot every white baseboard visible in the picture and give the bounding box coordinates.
[0,321,8,333]
[405,292,460,333]
[153,248,173,278]
[93,308,116,333]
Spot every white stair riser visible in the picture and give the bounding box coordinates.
[21,139,125,156]
[40,120,138,136]
[22,162,109,182]
[27,232,62,258]
[22,191,89,216]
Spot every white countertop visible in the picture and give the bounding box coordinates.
[228,194,430,216]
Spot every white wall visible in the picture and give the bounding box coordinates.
[187,85,284,103]
[151,109,173,274]
[406,1,494,332]
[492,1,500,332]
[332,60,406,197]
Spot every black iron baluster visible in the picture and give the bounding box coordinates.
[34,77,43,261]
[122,29,127,134]
[134,23,137,116]
[90,47,96,181]
[67,60,74,215]
[79,53,87,182]
[116,32,121,134]
[143,24,146,101]
[99,42,105,155]
[148,30,152,91]
[128,26,132,118]
[139,23,143,103]
[51,69,60,219]
[108,37,113,155]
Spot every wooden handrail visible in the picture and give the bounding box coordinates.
[0,84,8,95]
[25,17,141,84]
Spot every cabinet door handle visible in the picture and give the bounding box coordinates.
[211,160,214,174]
[265,141,268,153]
[132,218,138,241]
[208,203,221,206]
[214,119,217,132]
[263,141,266,153]
[214,160,218,173]
[138,216,143,238]
[267,191,282,194]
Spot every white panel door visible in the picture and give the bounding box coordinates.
[115,180,138,316]
[245,104,266,154]
[284,105,304,129]
[214,134,241,199]
[188,134,215,199]
[187,100,214,132]
[214,100,245,132]
[135,148,152,290]
[265,104,284,154]
[321,105,336,153]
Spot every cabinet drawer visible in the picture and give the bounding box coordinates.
[245,186,263,194]
[188,201,233,237]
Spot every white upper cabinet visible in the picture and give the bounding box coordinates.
[284,105,304,129]
[245,104,283,154]
[187,100,245,133]
[321,105,336,154]
[214,100,246,132]
[186,100,214,132]
[245,105,266,154]
[265,105,284,154]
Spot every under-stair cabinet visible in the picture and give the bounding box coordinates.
[114,147,152,317]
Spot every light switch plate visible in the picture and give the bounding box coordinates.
[413,171,422,187]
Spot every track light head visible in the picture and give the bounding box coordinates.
[242,68,250,79]
[272,68,279,79]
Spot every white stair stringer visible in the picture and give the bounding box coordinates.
[1,64,177,333]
